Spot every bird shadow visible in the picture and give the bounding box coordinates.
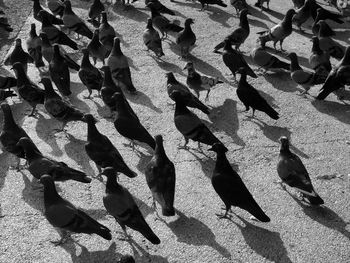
[131,239,169,263]
[206,6,232,28]
[264,8,284,21]
[167,210,231,259]
[69,82,93,114]
[62,242,123,263]
[112,3,149,23]
[81,208,109,221]
[124,90,162,113]
[21,172,44,213]
[311,99,350,125]
[190,56,229,83]
[248,18,269,29]
[63,134,96,178]
[206,99,245,146]
[262,72,299,93]
[248,6,274,23]
[286,192,350,240]
[133,195,155,219]
[251,119,309,159]
[154,58,186,77]
[135,150,153,174]
[35,112,64,157]
[231,214,293,263]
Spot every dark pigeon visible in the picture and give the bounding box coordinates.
[49,45,71,96]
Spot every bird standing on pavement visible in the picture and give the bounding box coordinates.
[277,136,324,205]
[145,0,175,16]
[309,36,331,77]
[88,0,105,25]
[311,8,335,37]
[32,0,64,25]
[40,174,110,245]
[87,29,109,65]
[0,75,17,91]
[198,0,228,10]
[176,18,196,58]
[317,20,345,60]
[145,135,176,216]
[236,67,279,120]
[309,0,344,24]
[47,0,65,17]
[26,23,45,68]
[102,167,161,244]
[49,45,71,96]
[292,0,311,31]
[143,18,164,58]
[210,143,270,222]
[99,12,116,55]
[4,39,34,73]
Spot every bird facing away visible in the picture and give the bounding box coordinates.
[113,92,156,150]
[107,37,137,95]
[102,167,161,244]
[26,23,45,68]
[176,18,196,58]
[40,174,111,245]
[11,62,45,116]
[251,43,290,73]
[4,39,34,73]
[37,10,78,50]
[214,8,250,53]
[257,9,296,51]
[17,137,92,183]
[209,143,270,222]
[198,0,228,10]
[88,0,105,24]
[0,103,41,169]
[317,20,345,60]
[222,39,257,81]
[172,90,227,150]
[183,62,223,101]
[309,36,331,77]
[236,67,279,120]
[143,18,164,58]
[277,137,324,205]
[287,52,327,94]
[292,0,311,31]
[99,12,116,55]
[309,0,344,24]
[166,72,210,114]
[40,77,87,131]
[317,46,350,100]
[79,48,103,99]
[84,114,138,178]
[47,0,65,17]
[145,135,176,216]
[312,9,335,37]
[87,29,109,65]
[230,0,248,16]
[62,0,93,39]
[32,0,64,25]
[49,45,71,96]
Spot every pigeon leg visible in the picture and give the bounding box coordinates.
[117,225,132,242]
[84,89,92,99]
[178,137,189,150]
[280,40,285,52]
[28,105,37,117]
[216,209,232,220]
[205,90,210,101]
[251,109,255,117]
[51,230,71,246]
[93,57,97,65]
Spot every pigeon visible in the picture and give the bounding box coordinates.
[287,52,327,94]
[88,0,105,25]
[222,39,257,80]
[99,12,116,55]
[251,43,290,73]
[291,0,305,9]
[79,48,103,99]
[230,0,248,16]
[4,39,34,73]
[63,0,93,39]
[183,62,223,101]
[102,167,160,244]
[145,0,175,16]
[292,0,311,31]
[198,0,228,10]
[18,137,92,183]
[317,20,345,60]
[254,0,270,11]
[209,142,270,222]
[166,72,210,114]
[11,62,45,116]
[317,46,350,100]
[26,23,45,68]
[32,0,64,25]
[47,0,65,17]
[213,8,250,52]
[257,9,296,51]
[0,103,40,169]
[236,67,279,120]
[40,174,110,245]
[172,90,226,150]
[176,18,196,58]
[87,29,109,65]
[40,77,87,131]
[277,136,324,205]
[39,33,80,69]
[145,135,176,216]
[311,9,335,37]
[0,75,17,90]
[38,10,78,50]
[146,2,183,39]
[107,37,137,95]
[84,114,137,178]
[309,0,343,24]
[143,18,164,58]
[49,45,71,97]
[113,92,155,150]
[0,90,16,101]
[309,36,331,76]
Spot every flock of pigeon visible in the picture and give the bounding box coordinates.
[0,0,349,262]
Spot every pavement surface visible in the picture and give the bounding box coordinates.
[0,0,349,262]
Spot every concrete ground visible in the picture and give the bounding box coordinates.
[0,0,349,262]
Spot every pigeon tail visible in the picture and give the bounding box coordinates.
[264,106,279,120]
[165,23,183,33]
[271,59,290,71]
[303,193,324,205]
[162,206,175,217]
[248,205,271,222]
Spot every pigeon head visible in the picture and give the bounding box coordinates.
[111,92,124,103]
[100,167,116,179]
[239,9,249,17]
[118,254,135,263]
[146,2,156,9]
[184,18,194,27]
[154,134,163,145]
[208,143,228,153]
[11,62,25,73]
[279,136,290,150]
[183,62,194,70]
[237,67,247,75]
[285,9,296,20]
[63,0,72,9]
[83,114,97,124]
[146,18,153,28]
[37,10,47,20]
[169,90,183,103]
[39,174,54,186]
[165,72,177,83]
[39,32,50,43]
[39,77,54,90]
[111,37,122,55]
[15,38,22,46]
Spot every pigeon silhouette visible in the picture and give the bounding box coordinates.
[49,45,71,96]
[4,39,34,73]
[99,12,116,55]
[143,18,164,58]
[88,29,109,65]
[176,18,196,58]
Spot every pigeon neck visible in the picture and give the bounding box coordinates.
[187,67,195,76]
[111,42,123,57]
[105,175,121,193]
[30,26,37,38]
[318,25,328,38]
[150,8,160,18]
[43,82,60,98]
[41,35,51,47]
[239,14,249,30]
[282,11,294,29]
[91,33,100,45]
[167,75,178,85]
[279,145,291,155]
[289,55,301,71]
[81,51,93,68]
[101,13,108,25]
[174,100,189,115]
[238,72,247,84]
[43,180,61,203]
[87,120,101,141]
[146,20,154,30]
[103,68,114,86]
[311,39,322,55]
[341,48,350,65]
[154,139,167,159]
[214,151,230,173]
[64,2,74,14]
[22,143,42,163]
[14,67,29,86]
[184,23,192,33]
[2,107,18,131]
[53,48,62,61]
[33,0,42,13]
